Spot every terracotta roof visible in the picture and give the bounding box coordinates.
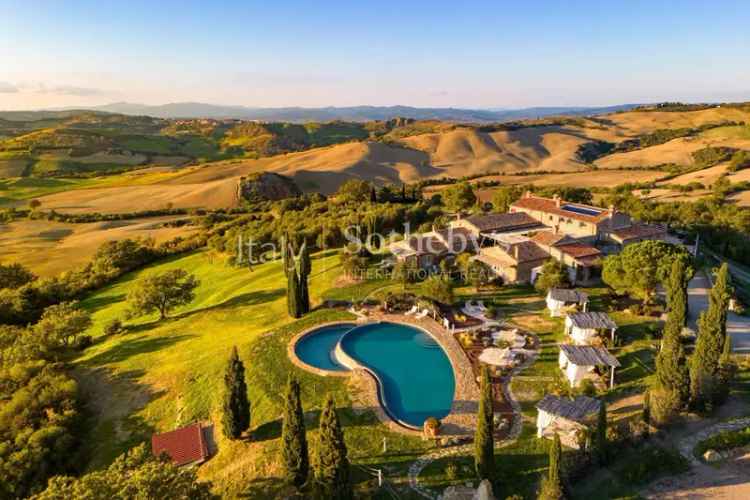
[557,243,602,259]
[480,241,549,265]
[559,344,620,367]
[531,231,575,247]
[536,395,601,422]
[151,423,209,466]
[464,212,543,233]
[610,223,666,242]
[511,195,612,223]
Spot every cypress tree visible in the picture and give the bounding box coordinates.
[222,346,250,439]
[298,243,311,314]
[401,183,406,202]
[474,365,495,481]
[690,264,732,407]
[281,377,309,489]
[288,268,301,318]
[666,258,689,327]
[539,433,563,500]
[370,186,377,203]
[642,390,651,427]
[716,333,736,404]
[594,401,607,465]
[315,394,352,500]
[655,316,690,404]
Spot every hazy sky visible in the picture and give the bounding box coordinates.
[1,0,749,110]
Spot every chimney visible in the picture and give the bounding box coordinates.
[524,190,532,199]
[553,194,561,207]
[608,204,616,229]
[513,244,520,261]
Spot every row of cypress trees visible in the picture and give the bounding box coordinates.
[281,378,352,499]
[284,237,311,318]
[653,261,735,416]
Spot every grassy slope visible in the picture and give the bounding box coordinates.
[74,250,429,497]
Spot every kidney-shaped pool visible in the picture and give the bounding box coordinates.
[294,321,455,428]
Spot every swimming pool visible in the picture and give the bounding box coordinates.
[293,323,354,372]
[293,321,455,428]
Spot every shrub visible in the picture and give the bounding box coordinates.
[615,444,688,485]
[103,318,123,336]
[74,335,93,350]
[694,425,750,458]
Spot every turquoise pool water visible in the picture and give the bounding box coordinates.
[295,321,455,428]
[294,323,354,372]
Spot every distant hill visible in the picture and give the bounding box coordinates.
[86,102,642,123]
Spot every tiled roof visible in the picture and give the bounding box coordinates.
[557,243,602,259]
[406,235,449,254]
[567,311,617,330]
[531,231,574,247]
[536,395,601,422]
[151,423,209,466]
[560,344,620,367]
[515,241,550,262]
[548,288,589,303]
[481,241,549,265]
[435,227,477,254]
[511,195,612,223]
[610,223,666,242]
[464,212,543,233]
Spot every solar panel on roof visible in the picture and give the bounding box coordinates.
[561,204,602,217]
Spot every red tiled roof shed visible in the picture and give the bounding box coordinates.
[151,423,208,466]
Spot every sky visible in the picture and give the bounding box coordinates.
[1,0,749,110]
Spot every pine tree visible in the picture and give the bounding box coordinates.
[594,401,607,465]
[474,365,495,481]
[539,433,564,500]
[690,264,732,407]
[315,394,352,500]
[222,346,250,439]
[281,377,309,489]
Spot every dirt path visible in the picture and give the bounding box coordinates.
[641,400,750,499]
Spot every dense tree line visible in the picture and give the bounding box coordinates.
[601,192,750,268]
[0,301,93,497]
[0,235,204,326]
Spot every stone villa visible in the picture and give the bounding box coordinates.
[388,192,666,282]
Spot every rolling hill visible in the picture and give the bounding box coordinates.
[2,103,750,213]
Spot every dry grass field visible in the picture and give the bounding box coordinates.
[0,216,196,276]
[11,106,748,214]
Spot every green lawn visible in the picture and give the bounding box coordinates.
[74,250,432,497]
